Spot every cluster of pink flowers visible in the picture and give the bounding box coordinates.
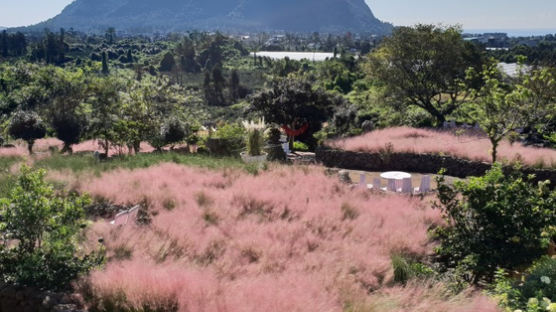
[76,163,498,311]
[328,127,556,167]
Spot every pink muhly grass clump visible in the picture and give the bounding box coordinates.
[79,163,494,311]
[328,127,556,167]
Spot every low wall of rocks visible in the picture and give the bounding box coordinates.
[0,285,83,312]
[316,148,556,187]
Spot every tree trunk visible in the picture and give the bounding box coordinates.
[27,140,34,155]
[133,142,141,155]
[490,138,499,163]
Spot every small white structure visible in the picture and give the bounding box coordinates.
[368,178,381,190]
[358,172,367,188]
[400,177,413,194]
[111,205,140,226]
[414,175,432,194]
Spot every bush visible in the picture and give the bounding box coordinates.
[293,141,309,152]
[521,257,556,302]
[163,117,189,148]
[8,110,46,154]
[52,114,85,154]
[433,164,556,283]
[0,166,100,290]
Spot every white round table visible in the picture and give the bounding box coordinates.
[380,171,411,180]
[380,171,412,192]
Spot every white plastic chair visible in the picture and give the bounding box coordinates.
[367,178,381,190]
[414,175,431,194]
[400,177,413,194]
[384,179,396,192]
[282,143,290,154]
[359,173,367,188]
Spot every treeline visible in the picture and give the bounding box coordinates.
[0,30,27,57]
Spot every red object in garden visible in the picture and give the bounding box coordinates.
[281,123,309,137]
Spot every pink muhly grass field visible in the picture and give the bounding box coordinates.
[74,163,498,311]
[328,127,556,168]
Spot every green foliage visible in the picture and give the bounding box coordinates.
[433,164,556,283]
[246,128,264,156]
[159,52,176,72]
[8,110,46,154]
[34,152,252,175]
[265,127,286,162]
[521,257,556,302]
[391,254,435,285]
[250,77,344,148]
[0,166,99,290]
[469,61,528,162]
[492,259,556,312]
[367,24,485,125]
[293,141,309,152]
[52,114,85,153]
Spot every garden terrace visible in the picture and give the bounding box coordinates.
[326,127,556,169]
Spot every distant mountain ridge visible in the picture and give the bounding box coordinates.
[29,0,392,34]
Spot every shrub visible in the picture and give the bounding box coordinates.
[52,114,85,154]
[265,127,286,162]
[433,164,556,283]
[0,166,100,290]
[8,110,47,154]
[242,119,266,156]
[293,141,309,152]
[521,257,556,302]
[163,117,189,148]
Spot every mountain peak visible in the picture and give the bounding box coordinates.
[33,0,392,34]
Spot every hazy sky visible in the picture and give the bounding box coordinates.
[0,0,555,30]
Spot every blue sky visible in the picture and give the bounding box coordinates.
[0,0,555,31]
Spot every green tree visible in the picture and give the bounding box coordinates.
[470,62,528,163]
[8,110,46,154]
[367,24,485,125]
[251,78,343,149]
[159,52,176,72]
[105,27,116,44]
[101,51,109,74]
[0,166,97,290]
[433,164,556,283]
[88,77,121,156]
[229,69,241,101]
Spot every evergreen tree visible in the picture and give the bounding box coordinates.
[229,69,241,101]
[1,30,7,57]
[211,66,226,106]
[101,51,109,74]
[105,27,116,44]
[159,52,176,72]
[127,49,133,63]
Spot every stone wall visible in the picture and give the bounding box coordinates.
[0,285,84,312]
[316,148,556,187]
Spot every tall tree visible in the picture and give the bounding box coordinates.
[0,31,8,57]
[367,24,485,125]
[229,69,241,101]
[251,78,343,148]
[471,62,527,163]
[101,51,109,74]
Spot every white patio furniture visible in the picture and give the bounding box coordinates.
[414,175,432,194]
[380,171,412,192]
[110,205,140,226]
[358,172,367,188]
[399,177,413,194]
[282,142,290,154]
[367,178,382,190]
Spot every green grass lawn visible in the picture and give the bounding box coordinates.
[33,152,259,176]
